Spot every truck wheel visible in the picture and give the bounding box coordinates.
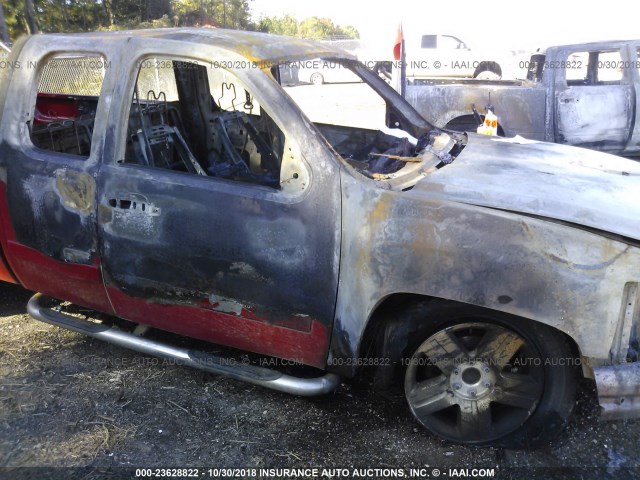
[310,73,324,85]
[473,61,502,80]
[403,304,576,447]
[475,70,501,80]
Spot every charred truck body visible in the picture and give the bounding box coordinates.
[0,29,639,447]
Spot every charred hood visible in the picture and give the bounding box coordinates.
[413,134,640,242]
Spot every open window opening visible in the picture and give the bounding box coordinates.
[123,57,284,189]
[280,58,464,181]
[566,50,624,86]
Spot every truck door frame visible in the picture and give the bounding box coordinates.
[553,44,634,154]
[96,39,343,368]
[625,42,640,154]
[0,36,115,313]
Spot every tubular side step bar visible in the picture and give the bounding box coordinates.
[27,293,341,396]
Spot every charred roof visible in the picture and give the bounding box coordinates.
[23,28,355,64]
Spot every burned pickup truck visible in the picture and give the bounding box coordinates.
[406,40,640,157]
[0,29,639,448]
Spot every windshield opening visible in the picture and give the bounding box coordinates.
[277,57,466,184]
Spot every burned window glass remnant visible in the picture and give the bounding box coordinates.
[30,55,106,157]
[124,57,283,188]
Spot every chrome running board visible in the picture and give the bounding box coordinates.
[27,293,340,396]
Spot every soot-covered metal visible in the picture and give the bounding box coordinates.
[0,29,640,445]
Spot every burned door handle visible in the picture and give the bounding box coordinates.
[108,198,133,210]
[107,198,160,215]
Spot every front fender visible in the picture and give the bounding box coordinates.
[329,172,640,377]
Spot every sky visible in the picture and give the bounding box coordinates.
[251,0,640,53]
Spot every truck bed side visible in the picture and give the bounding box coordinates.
[405,81,547,139]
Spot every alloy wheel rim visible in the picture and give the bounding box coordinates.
[405,321,544,443]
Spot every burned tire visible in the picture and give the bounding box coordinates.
[310,72,324,85]
[402,302,576,448]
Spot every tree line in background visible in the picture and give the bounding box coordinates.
[0,0,359,44]
[256,14,358,40]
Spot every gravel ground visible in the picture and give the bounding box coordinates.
[1,283,639,480]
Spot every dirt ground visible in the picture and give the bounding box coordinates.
[1,283,639,480]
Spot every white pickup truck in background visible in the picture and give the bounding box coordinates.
[405,34,517,79]
[358,34,523,81]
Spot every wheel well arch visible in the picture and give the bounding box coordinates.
[473,60,502,77]
[358,293,583,389]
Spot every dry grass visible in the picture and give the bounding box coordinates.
[1,283,639,476]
